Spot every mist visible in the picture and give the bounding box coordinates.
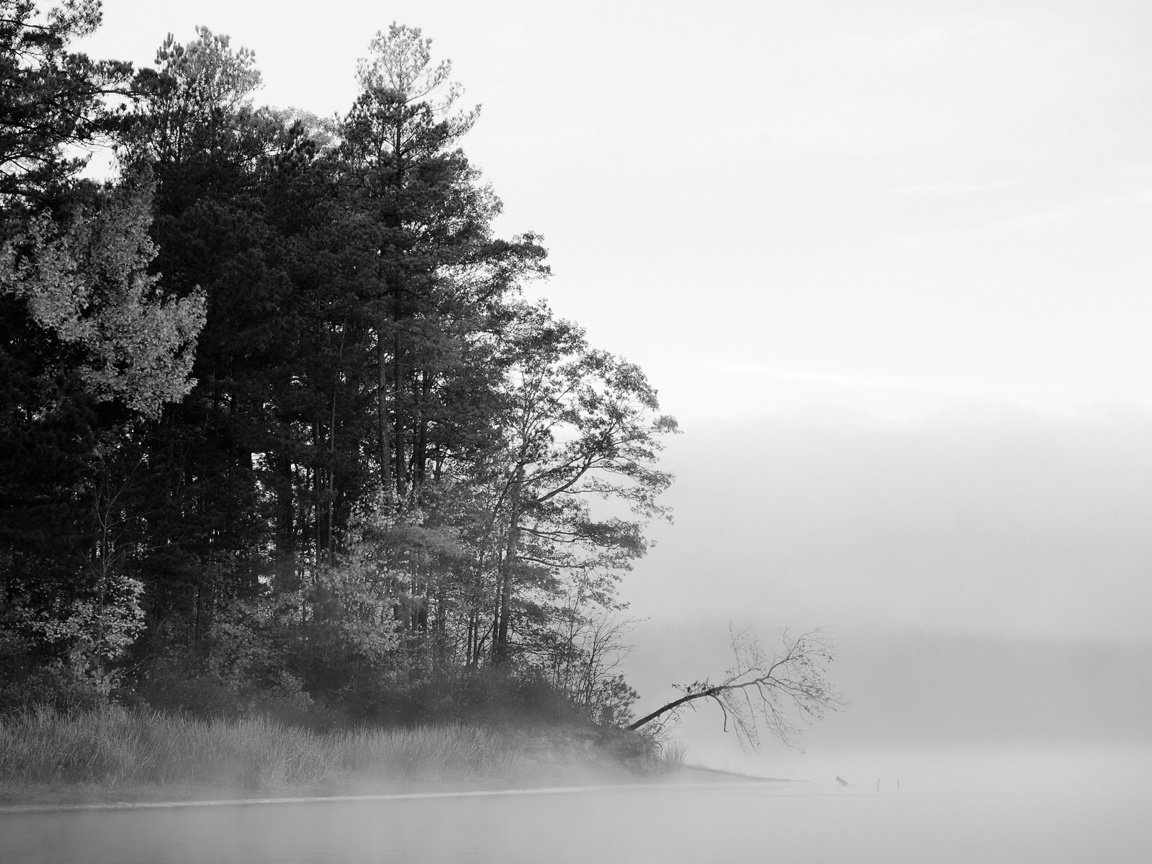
[624,404,1152,642]
[627,623,1152,750]
[6,747,1150,863]
[614,403,1152,798]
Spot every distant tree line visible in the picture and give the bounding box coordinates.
[0,1,677,727]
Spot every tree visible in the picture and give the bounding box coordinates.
[627,628,841,749]
[0,175,206,687]
[1,176,206,416]
[535,606,640,726]
[117,27,295,657]
[128,27,262,171]
[339,22,544,502]
[484,303,678,664]
[0,9,220,698]
[0,0,132,204]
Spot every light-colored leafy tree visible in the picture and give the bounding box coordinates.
[1,176,206,416]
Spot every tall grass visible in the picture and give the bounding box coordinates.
[648,740,688,774]
[0,705,529,793]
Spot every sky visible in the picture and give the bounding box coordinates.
[77,0,1152,748]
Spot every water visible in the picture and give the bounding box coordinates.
[3,746,1148,863]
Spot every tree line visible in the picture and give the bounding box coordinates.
[1,1,677,726]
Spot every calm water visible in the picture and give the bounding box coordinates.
[3,746,1148,863]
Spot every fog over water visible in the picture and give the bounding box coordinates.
[615,406,1152,757]
[590,405,1152,862]
[4,746,1150,863]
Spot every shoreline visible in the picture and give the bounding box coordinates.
[0,705,803,813]
[0,764,802,814]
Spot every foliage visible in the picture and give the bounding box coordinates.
[0,0,132,203]
[1,176,206,415]
[466,302,678,665]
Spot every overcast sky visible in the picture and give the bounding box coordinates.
[78,0,1152,745]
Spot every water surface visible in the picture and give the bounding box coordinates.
[3,746,1147,863]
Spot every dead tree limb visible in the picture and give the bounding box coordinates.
[627,627,842,749]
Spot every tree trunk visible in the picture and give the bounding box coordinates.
[377,335,392,495]
[393,330,406,498]
[274,452,297,591]
[493,464,524,665]
[414,370,430,488]
[627,688,721,732]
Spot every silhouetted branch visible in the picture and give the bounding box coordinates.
[628,627,842,749]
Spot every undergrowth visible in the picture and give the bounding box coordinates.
[0,705,528,792]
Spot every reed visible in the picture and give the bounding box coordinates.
[0,705,529,792]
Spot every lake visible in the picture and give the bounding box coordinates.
[3,745,1148,863]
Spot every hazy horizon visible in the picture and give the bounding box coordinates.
[619,403,1152,760]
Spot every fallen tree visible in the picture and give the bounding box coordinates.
[627,627,841,748]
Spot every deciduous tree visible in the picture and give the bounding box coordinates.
[486,303,677,663]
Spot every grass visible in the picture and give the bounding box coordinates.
[0,706,684,803]
[0,705,532,797]
[648,740,688,773]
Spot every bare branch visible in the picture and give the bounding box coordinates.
[627,627,842,750]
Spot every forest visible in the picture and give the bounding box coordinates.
[0,0,679,730]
